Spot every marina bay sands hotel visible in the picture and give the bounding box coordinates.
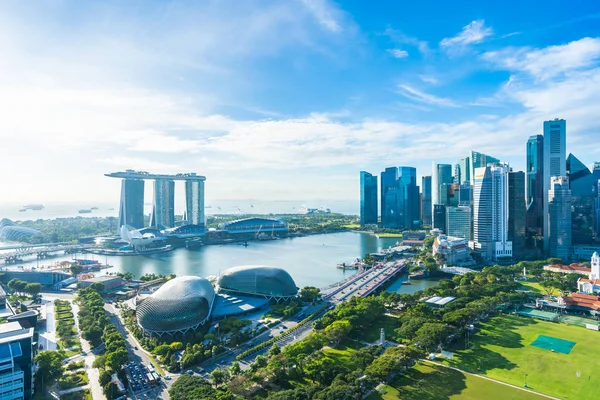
[105,170,206,231]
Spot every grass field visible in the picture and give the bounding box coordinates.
[321,347,356,367]
[518,281,559,296]
[375,233,404,238]
[444,314,599,399]
[369,363,544,400]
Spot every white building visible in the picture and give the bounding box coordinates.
[433,235,472,265]
[542,119,566,253]
[472,163,512,262]
[577,252,600,294]
[547,176,572,261]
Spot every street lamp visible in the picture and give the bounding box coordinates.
[524,373,528,388]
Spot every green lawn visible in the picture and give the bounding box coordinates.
[59,389,92,400]
[369,363,544,400]
[58,371,89,390]
[518,281,558,296]
[376,233,404,238]
[443,314,599,399]
[321,347,356,368]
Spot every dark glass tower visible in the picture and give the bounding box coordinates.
[421,176,432,226]
[508,171,526,258]
[526,135,544,243]
[433,204,447,233]
[381,167,403,228]
[567,153,596,245]
[399,166,419,229]
[359,171,378,226]
[118,179,145,229]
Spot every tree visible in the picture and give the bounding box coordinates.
[210,368,230,387]
[299,286,321,303]
[70,264,84,276]
[414,323,452,352]
[229,361,241,376]
[35,351,64,390]
[90,282,105,293]
[170,342,184,351]
[82,324,103,346]
[24,282,41,297]
[324,320,351,348]
[106,348,129,371]
[99,370,112,386]
[267,343,281,358]
[103,381,118,400]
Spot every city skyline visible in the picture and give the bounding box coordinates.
[1,2,600,204]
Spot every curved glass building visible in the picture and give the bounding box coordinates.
[0,219,40,241]
[217,265,298,300]
[136,276,215,336]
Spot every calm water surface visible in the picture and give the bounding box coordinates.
[6,232,441,291]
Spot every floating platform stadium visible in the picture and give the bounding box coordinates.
[134,265,298,337]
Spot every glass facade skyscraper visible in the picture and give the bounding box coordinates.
[459,157,470,184]
[548,176,572,260]
[469,151,500,185]
[508,171,526,258]
[359,171,378,226]
[566,153,597,245]
[431,162,453,218]
[526,135,544,242]
[380,167,401,228]
[421,176,432,226]
[398,166,419,229]
[446,206,471,239]
[433,204,447,233]
[118,178,145,229]
[151,179,175,228]
[185,179,206,228]
[543,119,567,253]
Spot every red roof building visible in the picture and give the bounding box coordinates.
[543,263,590,275]
[563,293,600,311]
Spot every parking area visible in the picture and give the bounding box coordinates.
[125,361,161,395]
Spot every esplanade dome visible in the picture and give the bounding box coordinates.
[217,265,298,299]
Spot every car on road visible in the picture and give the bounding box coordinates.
[186,370,194,375]
[134,346,138,350]
[164,375,171,380]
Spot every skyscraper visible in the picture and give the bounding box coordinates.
[458,182,472,207]
[472,163,512,262]
[150,179,175,228]
[381,167,401,228]
[185,179,206,228]
[459,157,470,184]
[431,162,453,217]
[566,153,596,245]
[446,206,472,239]
[548,176,572,260]
[118,178,145,229]
[421,176,432,226]
[526,135,544,242]
[508,171,526,258]
[359,171,378,226]
[399,166,419,228]
[453,164,461,184]
[0,321,34,400]
[433,204,447,233]
[543,119,566,253]
[469,151,500,185]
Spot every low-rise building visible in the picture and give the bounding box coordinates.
[79,276,124,292]
[433,236,472,265]
[576,252,600,294]
[543,263,590,275]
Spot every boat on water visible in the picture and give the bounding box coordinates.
[18,209,26,212]
[108,208,115,211]
[402,281,412,285]
[78,209,92,214]
[22,204,44,211]
[90,207,99,210]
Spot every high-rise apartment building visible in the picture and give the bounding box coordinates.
[421,176,432,226]
[0,322,34,400]
[118,178,145,229]
[359,171,378,226]
[548,176,572,260]
[508,171,526,258]
[472,163,512,262]
[459,157,470,184]
[185,178,206,228]
[446,206,472,240]
[469,151,500,186]
[150,179,175,228]
[526,135,544,242]
[543,119,567,253]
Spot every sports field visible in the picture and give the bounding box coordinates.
[369,363,544,400]
[444,314,599,399]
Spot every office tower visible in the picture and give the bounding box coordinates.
[433,204,447,233]
[595,179,600,239]
[421,176,432,226]
[118,178,145,229]
[453,164,461,184]
[548,176,572,260]
[431,163,453,217]
[381,167,401,228]
[526,135,544,242]
[566,154,596,245]
[459,157,470,184]
[543,119,567,253]
[185,179,205,228]
[458,182,472,207]
[469,151,500,185]
[446,206,472,239]
[398,167,420,228]
[508,171,526,258]
[150,179,175,229]
[0,321,34,400]
[359,171,378,226]
[472,164,512,261]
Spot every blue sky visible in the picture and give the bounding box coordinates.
[2,0,600,208]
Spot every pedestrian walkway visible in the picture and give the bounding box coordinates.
[57,384,90,396]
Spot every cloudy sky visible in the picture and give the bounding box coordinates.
[2,0,600,207]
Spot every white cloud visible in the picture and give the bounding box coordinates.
[397,85,459,107]
[482,37,600,81]
[419,75,439,84]
[387,49,409,58]
[382,28,430,55]
[299,0,343,33]
[440,20,493,49]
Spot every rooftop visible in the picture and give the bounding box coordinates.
[105,170,205,181]
[0,322,34,344]
[425,296,456,306]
